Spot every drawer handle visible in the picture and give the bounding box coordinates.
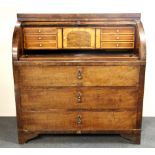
[38,29,41,33]
[77,115,82,124]
[116,29,119,33]
[116,36,119,40]
[77,69,83,80]
[116,43,119,47]
[77,92,82,103]
[38,37,42,40]
[39,43,42,47]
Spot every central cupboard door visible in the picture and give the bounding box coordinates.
[63,28,95,48]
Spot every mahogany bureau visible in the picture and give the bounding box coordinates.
[12,13,146,144]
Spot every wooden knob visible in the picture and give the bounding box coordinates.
[116,36,119,40]
[116,29,119,33]
[38,37,42,40]
[116,43,119,47]
[38,29,41,33]
[39,44,42,47]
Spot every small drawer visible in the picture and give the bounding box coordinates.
[24,41,57,49]
[63,28,95,48]
[23,27,58,34]
[101,27,135,34]
[101,42,134,49]
[101,34,134,41]
[24,35,57,41]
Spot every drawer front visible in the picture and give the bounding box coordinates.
[63,28,95,48]
[22,112,78,132]
[101,34,134,41]
[20,66,139,87]
[24,35,57,41]
[23,28,62,49]
[24,41,57,49]
[80,111,137,130]
[101,27,135,34]
[21,87,138,111]
[23,27,58,34]
[101,42,134,49]
[21,111,137,132]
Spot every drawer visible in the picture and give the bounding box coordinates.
[24,41,57,49]
[80,111,137,130]
[101,42,134,49]
[21,87,138,111]
[101,27,135,34]
[22,111,78,132]
[21,111,137,132]
[101,34,134,41]
[23,27,58,34]
[20,66,139,87]
[24,35,57,41]
[63,28,95,48]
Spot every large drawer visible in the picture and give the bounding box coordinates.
[20,66,140,87]
[21,87,138,110]
[21,111,137,132]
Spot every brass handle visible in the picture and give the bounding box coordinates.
[77,69,82,80]
[77,92,82,103]
[77,115,82,124]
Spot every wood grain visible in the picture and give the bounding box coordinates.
[19,66,139,87]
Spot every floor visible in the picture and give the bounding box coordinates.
[0,117,155,148]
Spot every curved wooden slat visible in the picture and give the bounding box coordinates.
[12,22,22,61]
[136,21,146,60]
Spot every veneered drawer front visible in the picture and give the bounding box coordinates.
[21,111,137,132]
[81,111,137,130]
[101,27,135,34]
[24,35,57,41]
[63,28,95,48]
[24,41,57,49]
[101,42,134,49]
[101,34,134,41]
[22,112,78,132]
[23,27,58,34]
[20,66,139,87]
[21,87,138,111]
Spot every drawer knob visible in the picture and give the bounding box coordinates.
[39,44,42,47]
[38,37,42,40]
[38,29,41,33]
[77,69,83,80]
[77,92,82,103]
[116,36,119,40]
[116,43,119,47]
[77,115,82,124]
[116,29,119,33]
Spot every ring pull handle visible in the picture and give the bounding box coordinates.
[77,115,82,124]
[77,92,82,103]
[77,69,83,80]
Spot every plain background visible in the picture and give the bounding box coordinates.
[0,0,155,116]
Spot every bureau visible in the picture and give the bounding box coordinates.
[12,13,146,144]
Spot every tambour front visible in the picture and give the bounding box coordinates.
[12,14,146,144]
